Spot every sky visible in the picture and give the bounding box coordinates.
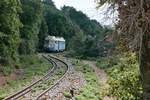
[53,0,117,26]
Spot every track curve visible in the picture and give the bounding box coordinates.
[4,55,56,100]
[36,55,69,100]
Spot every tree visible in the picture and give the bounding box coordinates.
[43,0,55,6]
[62,6,113,57]
[38,18,48,51]
[19,0,43,54]
[97,0,150,99]
[43,3,82,49]
[62,6,104,37]
[0,0,22,64]
[68,32,86,57]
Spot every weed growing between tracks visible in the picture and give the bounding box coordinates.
[74,60,101,100]
[0,55,51,99]
[29,61,67,98]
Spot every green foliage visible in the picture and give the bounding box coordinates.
[62,6,104,37]
[19,55,50,75]
[96,57,110,69]
[19,0,43,54]
[42,4,113,57]
[43,0,55,6]
[97,53,143,100]
[0,0,22,64]
[0,55,51,99]
[0,0,114,74]
[62,6,113,57]
[63,91,72,98]
[96,55,118,69]
[43,3,80,46]
[75,61,101,100]
[68,32,86,57]
[38,18,48,52]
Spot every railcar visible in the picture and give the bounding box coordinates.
[44,36,65,52]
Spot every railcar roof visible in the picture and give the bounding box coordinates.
[45,36,65,41]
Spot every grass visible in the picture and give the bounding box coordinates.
[0,55,51,99]
[23,57,67,98]
[63,91,72,98]
[96,56,118,70]
[73,60,101,100]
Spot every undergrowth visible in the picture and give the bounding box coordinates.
[74,60,101,100]
[0,55,51,99]
[96,53,143,100]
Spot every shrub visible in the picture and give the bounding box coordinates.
[98,53,143,100]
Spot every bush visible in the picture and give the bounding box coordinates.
[96,56,119,69]
[97,53,143,100]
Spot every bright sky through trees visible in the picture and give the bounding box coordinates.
[53,0,117,26]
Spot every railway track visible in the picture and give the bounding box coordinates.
[4,55,69,100]
[36,55,69,100]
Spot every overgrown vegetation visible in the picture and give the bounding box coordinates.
[1,0,146,99]
[96,53,143,100]
[0,0,22,64]
[19,0,43,54]
[96,0,150,98]
[0,0,112,73]
[0,55,51,99]
[0,0,112,99]
[74,60,101,100]
[62,6,113,58]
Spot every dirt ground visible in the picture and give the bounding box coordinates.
[83,60,116,100]
[0,74,17,86]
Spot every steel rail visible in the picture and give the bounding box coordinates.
[36,55,69,100]
[4,55,56,100]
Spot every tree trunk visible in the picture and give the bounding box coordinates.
[140,30,150,99]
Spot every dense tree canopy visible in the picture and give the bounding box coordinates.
[43,3,81,44]
[62,6,104,37]
[0,0,22,64]
[62,6,113,57]
[0,0,113,66]
[18,0,43,54]
[38,18,48,52]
